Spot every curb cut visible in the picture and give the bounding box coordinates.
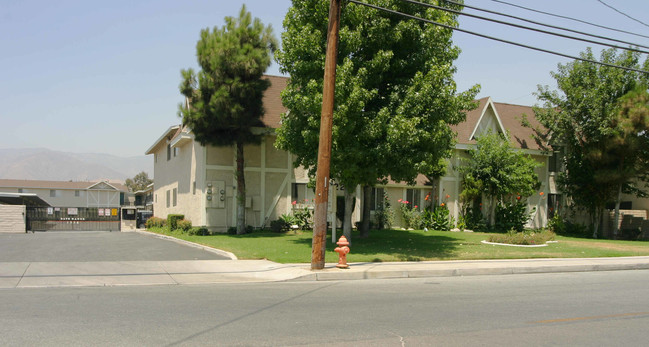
[135,230,238,260]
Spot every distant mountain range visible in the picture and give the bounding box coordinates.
[0,148,153,182]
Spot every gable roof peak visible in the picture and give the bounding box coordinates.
[469,97,507,141]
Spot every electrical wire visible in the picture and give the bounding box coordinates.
[488,0,649,40]
[398,0,649,54]
[439,0,649,51]
[596,0,649,29]
[347,0,649,75]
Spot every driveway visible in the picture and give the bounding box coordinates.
[0,231,229,262]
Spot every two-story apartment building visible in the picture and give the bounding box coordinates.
[147,75,552,232]
[0,179,128,208]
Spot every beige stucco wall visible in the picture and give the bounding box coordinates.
[0,205,26,233]
[162,135,294,232]
[152,135,203,226]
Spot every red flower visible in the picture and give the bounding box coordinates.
[539,192,544,196]
[516,196,521,200]
[445,194,450,199]
[414,205,418,209]
[292,200,297,205]
[398,199,402,202]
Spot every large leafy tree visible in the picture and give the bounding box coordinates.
[460,131,541,226]
[275,0,479,240]
[179,5,277,234]
[535,48,648,238]
[598,87,649,237]
[125,171,153,192]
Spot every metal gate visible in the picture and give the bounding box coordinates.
[26,207,121,231]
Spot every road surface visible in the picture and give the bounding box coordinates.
[2,270,648,346]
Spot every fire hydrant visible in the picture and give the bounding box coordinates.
[334,236,350,269]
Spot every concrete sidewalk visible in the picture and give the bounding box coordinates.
[3,256,649,288]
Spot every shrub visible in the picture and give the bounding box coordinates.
[422,205,451,231]
[461,203,486,232]
[399,201,420,229]
[374,192,394,229]
[280,213,297,226]
[456,213,467,231]
[292,207,312,230]
[226,225,254,235]
[167,214,184,231]
[495,201,534,232]
[548,214,590,237]
[188,226,209,236]
[270,219,290,233]
[145,217,166,229]
[488,229,556,245]
[176,219,192,232]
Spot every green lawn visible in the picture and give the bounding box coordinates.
[147,228,649,263]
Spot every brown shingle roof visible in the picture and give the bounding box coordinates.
[495,101,545,151]
[451,97,489,145]
[0,179,127,192]
[261,75,288,128]
[451,97,546,151]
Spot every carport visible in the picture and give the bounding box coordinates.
[0,193,50,233]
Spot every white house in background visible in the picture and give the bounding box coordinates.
[0,179,128,208]
[147,75,553,232]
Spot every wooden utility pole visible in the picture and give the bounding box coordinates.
[311,0,342,270]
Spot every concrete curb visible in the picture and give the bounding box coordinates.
[135,230,238,260]
[288,257,649,282]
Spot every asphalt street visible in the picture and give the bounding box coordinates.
[2,270,649,346]
[0,231,229,262]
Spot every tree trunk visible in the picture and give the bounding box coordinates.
[360,185,372,238]
[343,188,356,243]
[235,141,246,235]
[592,208,600,239]
[613,184,622,239]
[488,196,496,227]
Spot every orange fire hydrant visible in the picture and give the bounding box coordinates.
[334,235,350,269]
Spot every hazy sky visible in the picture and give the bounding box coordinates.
[1,0,648,157]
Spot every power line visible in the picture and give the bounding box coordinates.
[597,0,649,29]
[347,0,649,75]
[398,0,649,54]
[488,0,649,40]
[440,0,649,51]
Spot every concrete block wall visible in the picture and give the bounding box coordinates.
[0,205,26,233]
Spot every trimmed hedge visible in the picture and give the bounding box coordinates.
[167,214,184,231]
[177,219,192,231]
[145,217,166,229]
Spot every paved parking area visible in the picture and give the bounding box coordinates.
[0,231,229,262]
